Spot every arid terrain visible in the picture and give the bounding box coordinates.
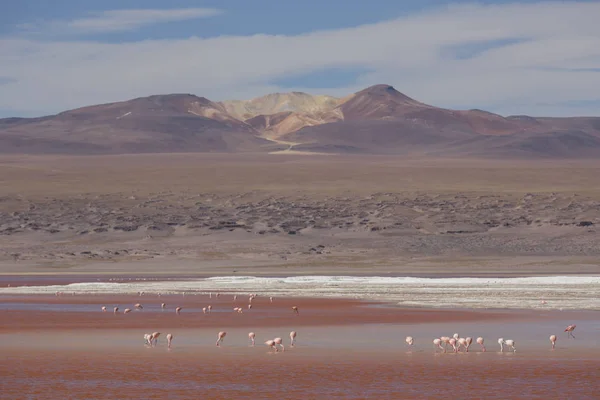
[2,153,600,276]
[2,84,600,158]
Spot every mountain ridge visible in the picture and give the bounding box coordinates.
[1,84,599,158]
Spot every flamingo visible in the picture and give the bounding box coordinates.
[550,334,557,349]
[476,337,486,352]
[290,331,297,346]
[134,303,143,310]
[440,336,450,352]
[433,338,444,352]
[150,332,161,347]
[405,336,414,346]
[457,337,467,352]
[448,338,458,353]
[248,332,256,346]
[161,303,166,309]
[123,308,131,314]
[465,337,473,352]
[175,307,182,315]
[274,337,285,352]
[265,339,278,352]
[216,331,226,346]
[101,306,106,312]
[207,305,212,313]
[143,333,152,345]
[498,338,516,352]
[292,306,299,315]
[564,325,576,339]
[202,307,207,314]
[166,333,173,349]
[233,295,237,301]
[270,297,273,303]
[248,304,252,310]
[113,307,119,314]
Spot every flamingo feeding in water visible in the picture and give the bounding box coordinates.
[550,334,557,349]
[175,307,182,315]
[134,303,143,310]
[101,306,106,312]
[273,337,285,352]
[440,336,450,352]
[202,307,207,314]
[498,338,516,352]
[216,331,227,346]
[457,338,467,352]
[564,325,576,339]
[265,339,277,352]
[405,336,414,346]
[465,337,473,352]
[150,332,161,347]
[448,338,458,353]
[143,333,152,345]
[248,332,256,346]
[433,338,444,352]
[123,308,131,314]
[477,337,486,352]
[290,331,297,346]
[292,306,299,315]
[166,333,173,349]
[113,307,119,314]
[161,303,166,309]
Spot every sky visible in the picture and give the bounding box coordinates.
[1,0,599,118]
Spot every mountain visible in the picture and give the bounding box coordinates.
[1,85,600,157]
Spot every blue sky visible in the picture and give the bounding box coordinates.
[1,0,600,117]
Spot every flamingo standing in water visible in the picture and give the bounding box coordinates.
[440,336,450,352]
[290,331,297,346]
[433,338,444,352]
[101,306,106,312]
[166,333,173,349]
[114,307,119,314]
[248,304,252,310]
[175,307,182,315]
[498,338,516,352]
[549,334,557,349]
[292,306,299,315]
[448,338,458,353]
[123,308,132,314]
[134,303,143,310]
[476,337,486,352]
[248,332,256,346]
[207,305,212,313]
[265,339,277,352]
[161,303,166,309]
[216,331,226,346]
[143,333,152,345]
[405,336,414,346]
[150,332,161,347]
[465,337,473,352]
[270,297,273,303]
[565,325,576,339]
[457,338,467,352]
[202,307,207,314]
[273,337,285,352]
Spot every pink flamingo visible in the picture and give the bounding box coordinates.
[465,337,473,352]
[498,338,516,352]
[202,307,207,314]
[123,308,132,314]
[550,334,557,349]
[161,303,166,309]
[134,303,143,310]
[292,306,299,315]
[440,336,450,352]
[248,332,256,346]
[270,297,273,303]
[101,306,106,312]
[290,331,297,346]
[433,338,444,352]
[564,325,576,339]
[476,337,486,352]
[216,331,226,346]
[405,336,414,346]
[457,338,467,352]
[150,332,161,347]
[448,338,458,353]
[175,307,182,315]
[166,333,173,349]
[207,305,212,313]
[113,307,119,314]
[248,304,252,310]
[143,333,152,345]
[273,337,285,352]
[265,339,277,352]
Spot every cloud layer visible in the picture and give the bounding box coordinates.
[1,2,600,117]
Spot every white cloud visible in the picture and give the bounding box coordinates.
[17,8,223,35]
[1,2,600,117]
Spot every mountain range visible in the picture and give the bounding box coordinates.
[2,84,600,158]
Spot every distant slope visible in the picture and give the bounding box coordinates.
[1,85,600,157]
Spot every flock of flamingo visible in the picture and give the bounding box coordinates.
[97,291,578,353]
[100,292,301,352]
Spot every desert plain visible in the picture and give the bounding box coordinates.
[1,153,600,399]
